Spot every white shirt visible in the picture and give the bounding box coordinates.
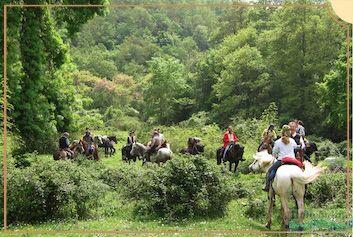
[272,138,298,160]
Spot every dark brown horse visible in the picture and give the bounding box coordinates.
[216,143,245,173]
[80,140,99,161]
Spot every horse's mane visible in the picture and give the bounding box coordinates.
[253,150,274,163]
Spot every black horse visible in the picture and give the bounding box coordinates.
[121,143,139,164]
[304,141,318,162]
[216,143,245,173]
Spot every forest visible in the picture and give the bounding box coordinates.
[0,0,351,234]
[0,0,350,154]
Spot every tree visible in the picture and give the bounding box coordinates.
[318,51,351,141]
[143,56,191,124]
[1,0,108,153]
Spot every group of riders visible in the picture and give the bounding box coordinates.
[58,128,95,158]
[259,120,311,192]
[57,119,314,193]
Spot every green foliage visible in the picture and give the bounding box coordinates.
[143,56,191,124]
[122,155,232,220]
[305,172,346,208]
[1,158,109,224]
[318,51,350,141]
[244,198,266,220]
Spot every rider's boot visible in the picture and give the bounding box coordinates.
[262,179,271,192]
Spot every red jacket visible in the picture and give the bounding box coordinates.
[223,132,238,148]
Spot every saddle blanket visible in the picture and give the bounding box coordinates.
[281,157,304,168]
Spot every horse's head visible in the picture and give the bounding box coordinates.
[249,150,274,173]
[305,141,318,157]
[229,143,244,159]
[196,143,205,153]
[130,142,142,156]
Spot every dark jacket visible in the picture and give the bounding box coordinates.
[59,136,70,149]
[291,134,301,145]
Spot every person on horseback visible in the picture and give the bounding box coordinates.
[59,132,74,158]
[297,120,306,138]
[289,121,305,149]
[258,124,277,152]
[83,129,95,155]
[146,130,165,161]
[221,126,240,160]
[263,125,298,192]
[127,131,136,144]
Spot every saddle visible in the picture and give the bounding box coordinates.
[281,157,304,169]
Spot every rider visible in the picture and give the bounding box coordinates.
[221,126,239,159]
[289,121,305,149]
[263,125,298,192]
[59,132,74,157]
[297,120,306,138]
[83,128,95,154]
[258,124,277,151]
[146,130,165,160]
[127,131,136,144]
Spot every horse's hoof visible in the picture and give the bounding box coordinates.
[265,223,271,229]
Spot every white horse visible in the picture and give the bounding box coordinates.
[130,142,173,165]
[249,150,324,230]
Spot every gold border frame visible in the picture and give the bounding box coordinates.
[1,2,351,235]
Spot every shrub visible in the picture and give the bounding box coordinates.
[1,159,109,224]
[336,141,348,158]
[305,172,345,207]
[245,198,266,220]
[314,139,341,160]
[122,155,232,220]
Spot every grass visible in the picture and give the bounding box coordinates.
[0,131,351,236]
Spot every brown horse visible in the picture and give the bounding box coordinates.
[80,140,99,161]
[53,141,83,160]
[258,135,274,154]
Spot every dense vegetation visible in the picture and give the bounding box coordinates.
[0,0,350,154]
[0,0,351,233]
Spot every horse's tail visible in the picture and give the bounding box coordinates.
[291,161,324,185]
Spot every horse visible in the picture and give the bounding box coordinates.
[180,143,205,155]
[304,141,318,162]
[216,143,245,173]
[258,136,274,154]
[80,140,99,161]
[53,140,83,160]
[248,151,324,230]
[94,135,117,157]
[130,142,172,165]
[122,143,139,164]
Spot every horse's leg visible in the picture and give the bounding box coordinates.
[280,194,291,230]
[233,161,240,173]
[105,146,108,157]
[293,184,305,231]
[265,187,275,229]
[229,162,232,172]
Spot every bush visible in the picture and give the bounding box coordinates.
[336,141,348,158]
[245,198,266,220]
[314,139,341,160]
[122,155,232,220]
[1,159,109,224]
[305,172,346,207]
